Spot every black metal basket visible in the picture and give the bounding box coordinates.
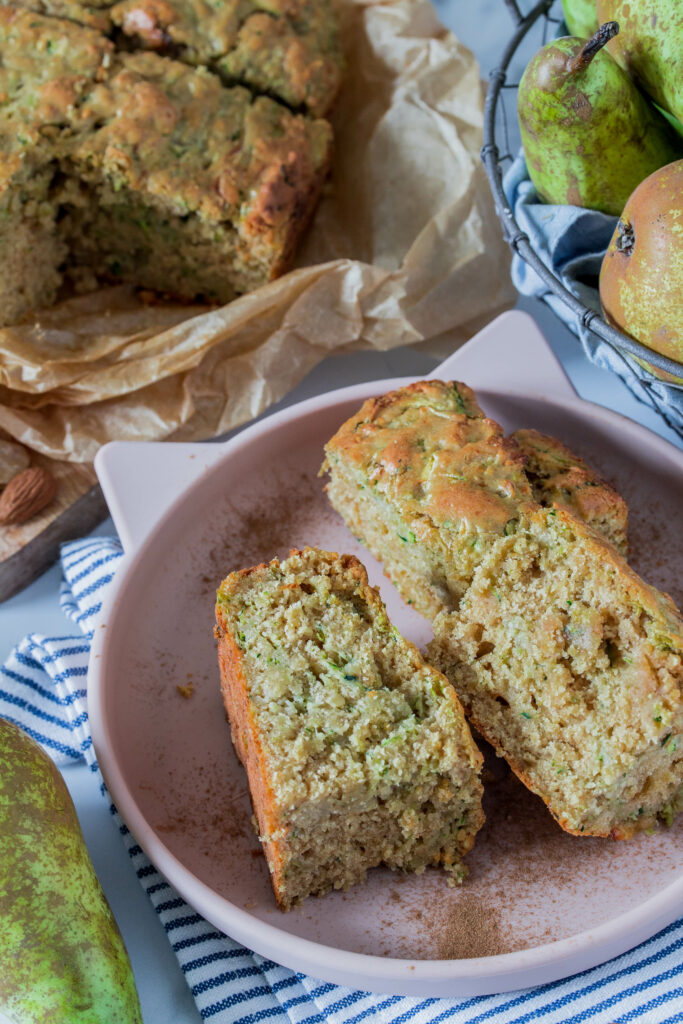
[480,0,683,384]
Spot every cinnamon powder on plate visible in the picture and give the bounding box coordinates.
[435,894,508,960]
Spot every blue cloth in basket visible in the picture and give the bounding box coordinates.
[503,153,683,437]
[2,536,683,1023]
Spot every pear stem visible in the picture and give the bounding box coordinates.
[566,21,620,75]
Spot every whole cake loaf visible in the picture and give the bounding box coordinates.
[0,4,335,324]
[322,380,682,839]
[214,547,484,909]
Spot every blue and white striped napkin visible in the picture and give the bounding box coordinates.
[2,537,682,1024]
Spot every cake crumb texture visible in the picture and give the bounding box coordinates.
[428,505,683,839]
[215,547,484,910]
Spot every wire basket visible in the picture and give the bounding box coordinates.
[480,0,683,387]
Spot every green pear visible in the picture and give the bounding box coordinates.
[597,0,682,124]
[599,159,683,383]
[561,0,598,39]
[518,22,682,215]
[0,717,143,1024]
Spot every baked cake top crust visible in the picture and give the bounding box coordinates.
[110,0,343,116]
[323,380,535,540]
[512,427,629,555]
[0,6,332,237]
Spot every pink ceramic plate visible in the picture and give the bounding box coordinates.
[90,311,683,996]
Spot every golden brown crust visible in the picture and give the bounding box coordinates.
[216,605,289,908]
[10,0,344,116]
[248,136,333,282]
[324,380,534,538]
[216,8,343,117]
[8,0,112,29]
[512,428,629,556]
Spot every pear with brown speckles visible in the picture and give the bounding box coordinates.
[599,160,683,382]
[518,22,681,215]
[597,0,683,124]
[0,716,142,1024]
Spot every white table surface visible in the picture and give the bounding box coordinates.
[2,1,682,1019]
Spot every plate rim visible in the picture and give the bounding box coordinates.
[89,375,683,994]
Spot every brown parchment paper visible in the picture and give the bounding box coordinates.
[0,0,515,462]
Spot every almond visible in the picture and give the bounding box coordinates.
[0,466,58,526]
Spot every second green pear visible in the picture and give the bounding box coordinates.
[597,0,682,124]
[561,0,598,39]
[518,23,681,216]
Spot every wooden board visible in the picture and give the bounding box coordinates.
[0,453,108,602]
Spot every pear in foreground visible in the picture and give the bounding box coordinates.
[0,716,143,1024]
[599,160,683,383]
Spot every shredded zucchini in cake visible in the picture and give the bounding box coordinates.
[215,548,484,909]
[428,506,683,837]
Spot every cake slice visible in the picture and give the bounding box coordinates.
[428,506,682,838]
[512,428,628,556]
[321,380,534,620]
[62,50,332,302]
[214,548,484,910]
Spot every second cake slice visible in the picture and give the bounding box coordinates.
[215,548,484,910]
